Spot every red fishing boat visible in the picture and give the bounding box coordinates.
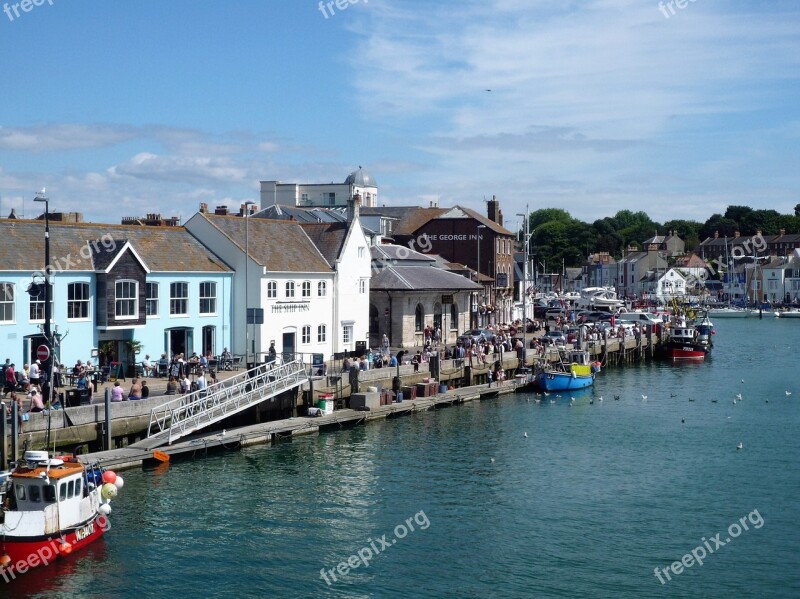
[663,315,713,361]
[0,451,122,580]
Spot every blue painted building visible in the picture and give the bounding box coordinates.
[0,219,232,371]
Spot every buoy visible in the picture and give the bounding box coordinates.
[113,475,124,490]
[153,450,170,463]
[0,554,11,569]
[98,503,112,515]
[101,483,118,500]
[102,470,117,485]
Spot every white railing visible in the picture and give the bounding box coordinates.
[143,358,307,447]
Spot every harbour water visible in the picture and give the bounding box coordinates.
[5,317,800,598]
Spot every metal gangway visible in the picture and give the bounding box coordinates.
[132,358,308,449]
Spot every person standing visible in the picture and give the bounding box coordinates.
[29,360,41,391]
[3,362,16,397]
[382,333,390,353]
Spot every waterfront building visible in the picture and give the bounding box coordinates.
[642,231,685,256]
[259,167,379,210]
[583,252,617,288]
[369,244,480,349]
[615,247,667,298]
[0,218,232,370]
[184,196,370,362]
[362,196,515,327]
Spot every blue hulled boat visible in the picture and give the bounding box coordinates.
[535,349,599,391]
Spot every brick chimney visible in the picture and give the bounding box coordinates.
[714,230,719,239]
[199,202,209,213]
[487,195,500,224]
[214,206,230,216]
[734,230,740,238]
[348,191,362,222]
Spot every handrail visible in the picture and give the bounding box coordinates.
[144,358,307,447]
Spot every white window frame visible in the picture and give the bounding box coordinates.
[67,282,91,321]
[343,325,352,344]
[0,283,13,323]
[267,281,277,298]
[286,281,295,298]
[199,281,217,315]
[318,281,327,297]
[146,282,159,318]
[302,325,311,344]
[170,281,189,316]
[301,281,311,298]
[317,324,326,343]
[359,279,367,294]
[115,280,138,320]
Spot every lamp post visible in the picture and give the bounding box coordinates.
[244,200,255,369]
[33,189,53,404]
[477,224,486,327]
[516,209,529,349]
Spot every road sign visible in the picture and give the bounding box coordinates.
[37,344,50,362]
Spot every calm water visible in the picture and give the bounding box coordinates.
[4,318,800,599]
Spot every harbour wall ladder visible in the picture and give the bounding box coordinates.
[130,359,307,450]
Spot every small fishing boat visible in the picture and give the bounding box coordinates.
[535,349,599,391]
[663,316,713,361]
[774,308,800,319]
[0,451,122,579]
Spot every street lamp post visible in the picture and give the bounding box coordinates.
[516,209,529,350]
[477,224,486,327]
[33,189,53,404]
[244,200,255,369]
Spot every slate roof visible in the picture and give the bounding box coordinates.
[360,205,514,237]
[199,213,332,272]
[371,244,434,263]
[371,265,481,291]
[299,222,349,267]
[0,220,229,272]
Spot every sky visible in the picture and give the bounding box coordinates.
[1,0,798,230]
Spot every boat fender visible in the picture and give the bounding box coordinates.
[572,371,577,378]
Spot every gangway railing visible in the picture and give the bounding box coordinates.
[137,358,307,449]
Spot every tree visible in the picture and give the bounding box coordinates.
[699,214,739,240]
[528,208,572,231]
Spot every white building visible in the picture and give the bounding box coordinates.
[184,199,371,363]
[259,167,378,209]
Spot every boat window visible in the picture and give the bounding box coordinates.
[67,480,74,499]
[74,478,82,497]
[29,485,41,503]
[15,484,26,501]
[43,484,57,503]
[60,482,68,502]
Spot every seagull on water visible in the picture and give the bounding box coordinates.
[641,394,648,400]
[786,391,792,396]
[736,442,744,450]
[711,399,718,403]
[598,396,603,402]
[490,457,496,463]
[614,395,620,400]
[523,432,528,438]
[735,393,742,400]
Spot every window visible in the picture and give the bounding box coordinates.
[328,192,335,205]
[115,280,138,319]
[343,324,352,344]
[450,303,458,328]
[29,485,41,503]
[415,304,424,331]
[146,282,159,317]
[301,193,309,204]
[358,247,365,258]
[200,282,217,314]
[67,480,74,499]
[317,324,326,343]
[59,483,67,501]
[74,478,82,497]
[170,282,188,315]
[15,485,26,501]
[286,281,295,298]
[267,281,277,298]
[44,484,56,503]
[63,282,90,320]
[360,279,366,294]
[0,283,13,322]
[302,281,311,298]
[318,281,327,297]
[29,294,45,322]
[302,325,311,344]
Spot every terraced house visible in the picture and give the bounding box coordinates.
[0,217,232,370]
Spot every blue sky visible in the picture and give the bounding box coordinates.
[1,0,798,229]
